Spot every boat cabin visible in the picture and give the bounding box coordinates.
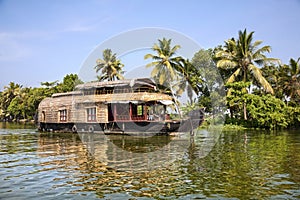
[38,78,180,133]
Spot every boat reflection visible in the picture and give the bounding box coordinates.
[78,133,190,172]
[37,132,191,172]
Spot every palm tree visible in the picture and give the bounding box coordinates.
[215,29,279,120]
[95,49,124,81]
[144,38,183,85]
[180,59,204,102]
[1,82,22,119]
[261,64,283,99]
[279,58,300,103]
[145,38,186,116]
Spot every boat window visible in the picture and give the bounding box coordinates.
[87,107,96,122]
[59,109,67,122]
[137,105,143,116]
[42,111,45,121]
[84,90,95,95]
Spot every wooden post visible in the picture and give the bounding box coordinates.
[114,104,117,121]
[129,103,132,121]
[144,104,147,120]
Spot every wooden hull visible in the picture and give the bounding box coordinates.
[38,118,204,135]
[38,120,183,135]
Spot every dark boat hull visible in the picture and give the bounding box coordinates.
[38,109,204,135]
[38,120,201,135]
[38,121,181,134]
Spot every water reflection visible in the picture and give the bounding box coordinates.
[79,133,193,172]
[0,127,299,199]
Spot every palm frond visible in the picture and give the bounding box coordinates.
[227,68,241,83]
[159,69,167,85]
[217,59,237,69]
[249,64,274,94]
[144,53,154,60]
[253,40,263,47]
[146,61,160,68]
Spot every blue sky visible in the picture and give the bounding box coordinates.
[1,0,300,89]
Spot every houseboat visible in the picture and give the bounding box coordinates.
[37,78,204,134]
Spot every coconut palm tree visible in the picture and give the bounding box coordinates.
[145,38,186,116]
[1,82,22,119]
[215,29,280,119]
[144,38,183,86]
[261,64,283,99]
[180,59,205,102]
[95,49,124,81]
[279,58,300,103]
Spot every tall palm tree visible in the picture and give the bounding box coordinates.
[1,82,22,118]
[180,59,204,102]
[145,38,186,115]
[215,29,279,119]
[95,49,124,81]
[144,38,183,85]
[279,58,300,103]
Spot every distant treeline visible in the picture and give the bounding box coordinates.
[0,74,82,122]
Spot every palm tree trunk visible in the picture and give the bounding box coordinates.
[243,67,248,121]
[243,101,247,120]
[169,82,182,118]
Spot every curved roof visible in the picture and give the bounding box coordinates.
[75,78,157,90]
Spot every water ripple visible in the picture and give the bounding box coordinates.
[0,128,300,199]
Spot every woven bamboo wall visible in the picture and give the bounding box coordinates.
[38,91,172,124]
[38,96,73,123]
[97,103,108,123]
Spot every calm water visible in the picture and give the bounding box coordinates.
[0,122,299,199]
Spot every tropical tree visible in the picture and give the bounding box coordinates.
[1,82,22,119]
[144,38,184,86]
[144,38,186,115]
[215,29,279,120]
[245,93,290,129]
[278,57,300,104]
[182,59,204,97]
[191,49,225,114]
[260,64,282,98]
[56,73,83,92]
[41,80,59,97]
[94,49,124,81]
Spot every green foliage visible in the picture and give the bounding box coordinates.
[95,49,124,81]
[215,29,278,95]
[222,124,246,131]
[0,74,82,121]
[7,96,23,119]
[223,80,300,129]
[56,73,83,92]
[144,38,183,85]
[191,49,225,115]
[245,94,288,129]
[279,58,300,104]
[225,81,250,119]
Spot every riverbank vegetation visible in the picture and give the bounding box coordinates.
[0,29,299,129]
[0,74,82,121]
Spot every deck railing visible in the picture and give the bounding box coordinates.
[115,115,147,121]
[84,87,157,96]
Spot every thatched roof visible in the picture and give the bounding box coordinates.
[74,92,173,103]
[39,78,174,111]
[75,78,157,90]
[52,91,82,98]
